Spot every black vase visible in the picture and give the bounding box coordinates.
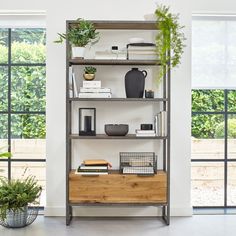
[125,68,147,98]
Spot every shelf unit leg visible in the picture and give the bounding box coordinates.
[66,205,72,225]
[162,205,170,225]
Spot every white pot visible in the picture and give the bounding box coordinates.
[72,47,85,59]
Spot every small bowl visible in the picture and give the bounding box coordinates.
[105,124,129,136]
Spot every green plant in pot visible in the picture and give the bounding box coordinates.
[54,18,99,59]
[83,66,97,81]
[0,176,42,228]
[155,5,186,80]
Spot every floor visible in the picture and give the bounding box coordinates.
[1,215,236,236]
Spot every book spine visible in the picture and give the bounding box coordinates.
[72,72,78,97]
[79,93,112,98]
[83,81,101,88]
[80,88,111,93]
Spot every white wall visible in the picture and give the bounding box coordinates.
[1,0,193,216]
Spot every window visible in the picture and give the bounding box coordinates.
[0,26,46,206]
[191,16,236,208]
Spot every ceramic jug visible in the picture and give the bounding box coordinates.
[125,68,147,98]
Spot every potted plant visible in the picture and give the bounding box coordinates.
[54,18,99,59]
[83,66,97,80]
[155,5,186,80]
[0,176,42,228]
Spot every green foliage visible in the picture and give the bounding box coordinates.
[192,90,236,138]
[0,176,42,220]
[215,119,236,138]
[0,147,11,158]
[155,5,186,80]
[0,32,46,139]
[84,66,96,74]
[54,19,99,47]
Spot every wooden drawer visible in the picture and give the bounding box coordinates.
[69,170,167,204]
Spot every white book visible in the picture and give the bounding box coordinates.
[136,133,156,137]
[75,171,108,175]
[83,80,101,88]
[80,87,111,93]
[128,46,156,51]
[79,93,112,98]
[136,129,155,134]
[72,72,78,97]
[128,54,157,60]
[68,66,73,98]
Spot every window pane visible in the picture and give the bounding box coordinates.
[11,162,46,206]
[192,114,224,159]
[11,66,46,112]
[228,162,236,206]
[227,114,236,159]
[11,28,46,63]
[0,161,8,178]
[191,162,224,206]
[0,66,8,111]
[192,90,224,112]
[11,114,46,139]
[0,115,8,139]
[0,29,8,64]
[228,90,236,112]
[11,139,45,160]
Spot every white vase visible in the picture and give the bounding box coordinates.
[72,47,85,59]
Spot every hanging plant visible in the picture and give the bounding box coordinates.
[155,5,186,80]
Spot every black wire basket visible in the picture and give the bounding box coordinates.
[0,205,39,228]
[120,152,157,175]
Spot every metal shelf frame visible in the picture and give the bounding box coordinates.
[65,20,171,226]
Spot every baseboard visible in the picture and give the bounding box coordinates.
[44,206,193,217]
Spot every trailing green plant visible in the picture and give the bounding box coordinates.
[155,5,186,80]
[0,147,11,158]
[84,66,96,74]
[54,18,99,47]
[0,176,42,220]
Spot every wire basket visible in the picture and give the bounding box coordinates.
[0,205,39,228]
[120,152,157,175]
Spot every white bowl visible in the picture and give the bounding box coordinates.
[129,38,144,44]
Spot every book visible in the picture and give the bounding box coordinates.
[79,164,108,170]
[78,93,112,98]
[136,133,156,137]
[136,129,155,134]
[83,80,101,88]
[128,54,157,60]
[72,72,78,97]
[77,168,108,173]
[80,87,111,93]
[75,170,108,175]
[83,159,112,167]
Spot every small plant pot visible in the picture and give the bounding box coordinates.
[72,46,85,59]
[83,73,95,81]
[6,206,28,228]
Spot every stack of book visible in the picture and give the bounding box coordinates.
[75,159,111,175]
[127,43,156,60]
[79,81,112,98]
[154,111,167,136]
[135,129,156,137]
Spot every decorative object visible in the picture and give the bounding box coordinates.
[129,37,144,44]
[83,66,97,81]
[119,152,157,175]
[140,124,153,130]
[79,108,96,136]
[126,43,156,60]
[155,5,186,80]
[105,124,129,136]
[125,68,147,98]
[54,18,99,58]
[0,176,42,228]
[145,89,154,98]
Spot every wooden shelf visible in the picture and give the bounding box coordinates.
[69,98,168,102]
[69,134,167,140]
[67,20,158,30]
[69,170,167,204]
[69,59,160,66]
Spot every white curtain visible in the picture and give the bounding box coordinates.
[192,15,236,89]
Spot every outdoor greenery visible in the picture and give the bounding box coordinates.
[0,28,46,139]
[0,175,42,220]
[192,90,236,138]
